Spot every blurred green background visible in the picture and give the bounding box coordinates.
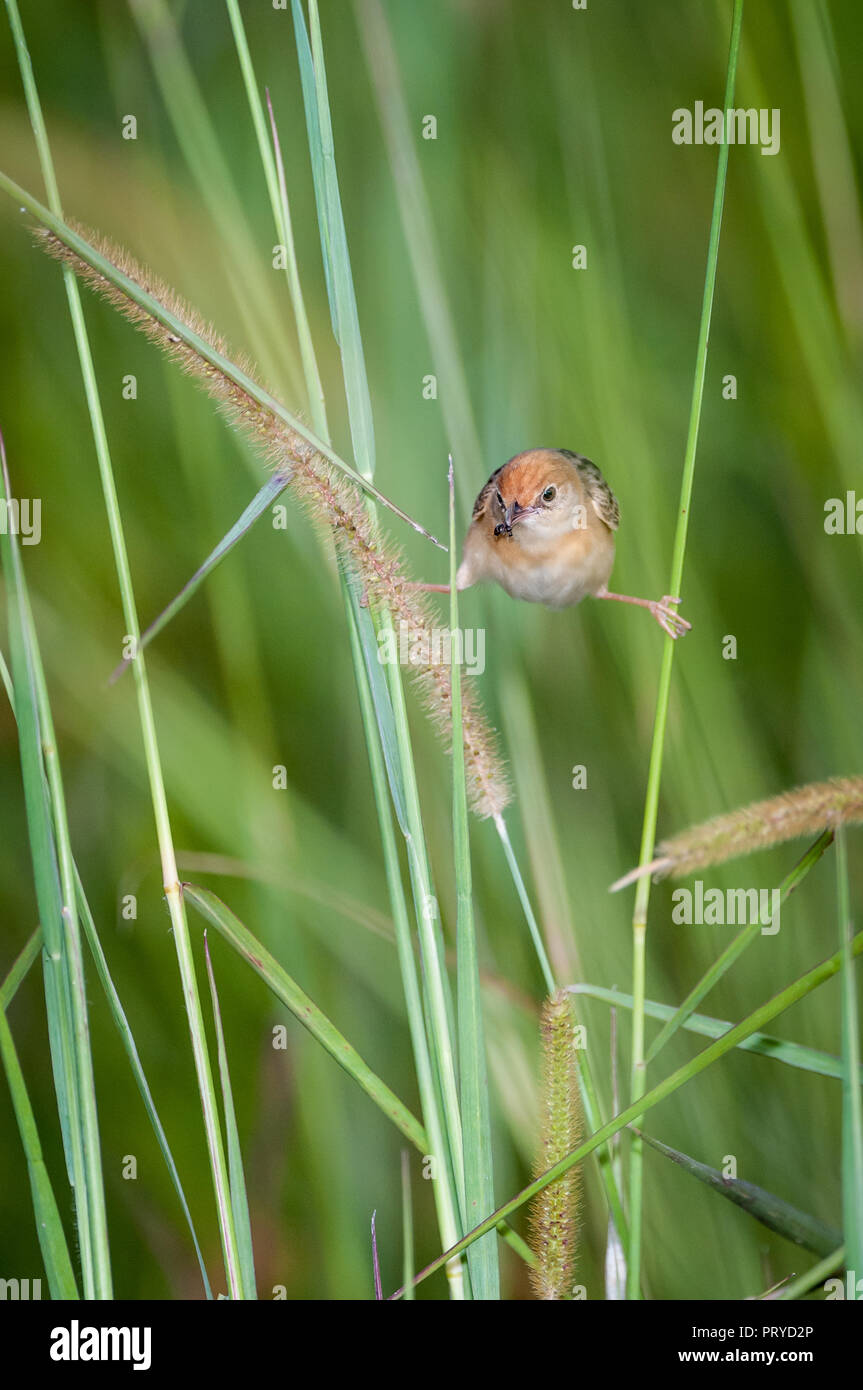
[1,0,861,1298]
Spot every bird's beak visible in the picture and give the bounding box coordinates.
[504,499,534,528]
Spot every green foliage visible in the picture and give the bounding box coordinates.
[0,0,860,1300]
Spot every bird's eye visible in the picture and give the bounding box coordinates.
[542,486,556,503]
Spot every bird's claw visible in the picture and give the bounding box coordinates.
[650,595,691,640]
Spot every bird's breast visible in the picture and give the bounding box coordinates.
[479,525,615,608]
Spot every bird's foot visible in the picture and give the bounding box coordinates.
[649,595,691,639]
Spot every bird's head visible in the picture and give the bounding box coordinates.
[490,450,580,542]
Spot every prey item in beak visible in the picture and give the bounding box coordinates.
[494,496,533,539]
[493,489,512,539]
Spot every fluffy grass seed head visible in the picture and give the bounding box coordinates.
[611,775,863,890]
[528,989,584,1300]
[34,224,510,817]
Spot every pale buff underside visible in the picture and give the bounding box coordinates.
[457,516,615,609]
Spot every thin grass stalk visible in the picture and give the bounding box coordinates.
[0,1007,80,1298]
[306,0,476,1291]
[10,188,510,817]
[0,435,101,1295]
[224,0,328,437]
[2,6,242,1295]
[570,982,857,1082]
[346,607,467,1296]
[836,826,863,1278]
[777,1246,845,1302]
[300,0,470,1288]
[353,0,484,511]
[351,0,635,1263]
[203,935,257,1299]
[0,171,441,549]
[401,1150,415,1301]
[626,0,744,1299]
[265,86,329,438]
[128,0,302,402]
[67,184,248,1299]
[450,460,499,1299]
[381,650,468,1214]
[494,817,629,1245]
[305,1,375,476]
[645,829,834,1064]
[397,924,863,1296]
[4,0,113,1298]
[74,871,213,1298]
[0,743,210,1291]
[493,817,556,995]
[0,650,14,716]
[231,8,467,1291]
[23,584,113,1293]
[0,934,79,1298]
[184,882,427,1151]
[0,930,42,1009]
[109,474,289,680]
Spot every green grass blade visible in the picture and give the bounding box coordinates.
[0,500,73,1197]
[353,0,484,507]
[263,88,329,438]
[636,1129,842,1256]
[291,0,336,332]
[127,0,302,403]
[397,925,863,1295]
[74,872,214,1299]
[0,170,444,551]
[184,883,428,1152]
[293,0,468,1293]
[345,601,467,1296]
[203,934,257,1300]
[0,1009,79,1299]
[19,586,113,1300]
[450,460,499,1299]
[777,1247,845,1302]
[305,0,375,479]
[3,0,246,1294]
[0,436,98,1293]
[224,0,329,437]
[381,647,468,1223]
[493,817,555,996]
[836,826,863,1278]
[645,829,834,1064]
[1,928,78,1297]
[494,814,630,1250]
[571,981,855,1082]
[229,1,465,1294]
[109,473,288,682]
[400,1150,415,1301]
[0,665,212,1297]
[353,0,633,1273]
[626,0,745,1298]
[0,929,42,1010]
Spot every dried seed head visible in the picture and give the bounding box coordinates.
[653,776,863,879]
[528,989,583,1300]
[34,223,510,816]
[610,775,863,891]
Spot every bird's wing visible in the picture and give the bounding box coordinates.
[559,450,620,531]
[470,465,505,521]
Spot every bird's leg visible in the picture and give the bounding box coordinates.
[408,582,452,594]
[594,587,691,639]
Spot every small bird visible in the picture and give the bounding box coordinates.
[418,448,690,638]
